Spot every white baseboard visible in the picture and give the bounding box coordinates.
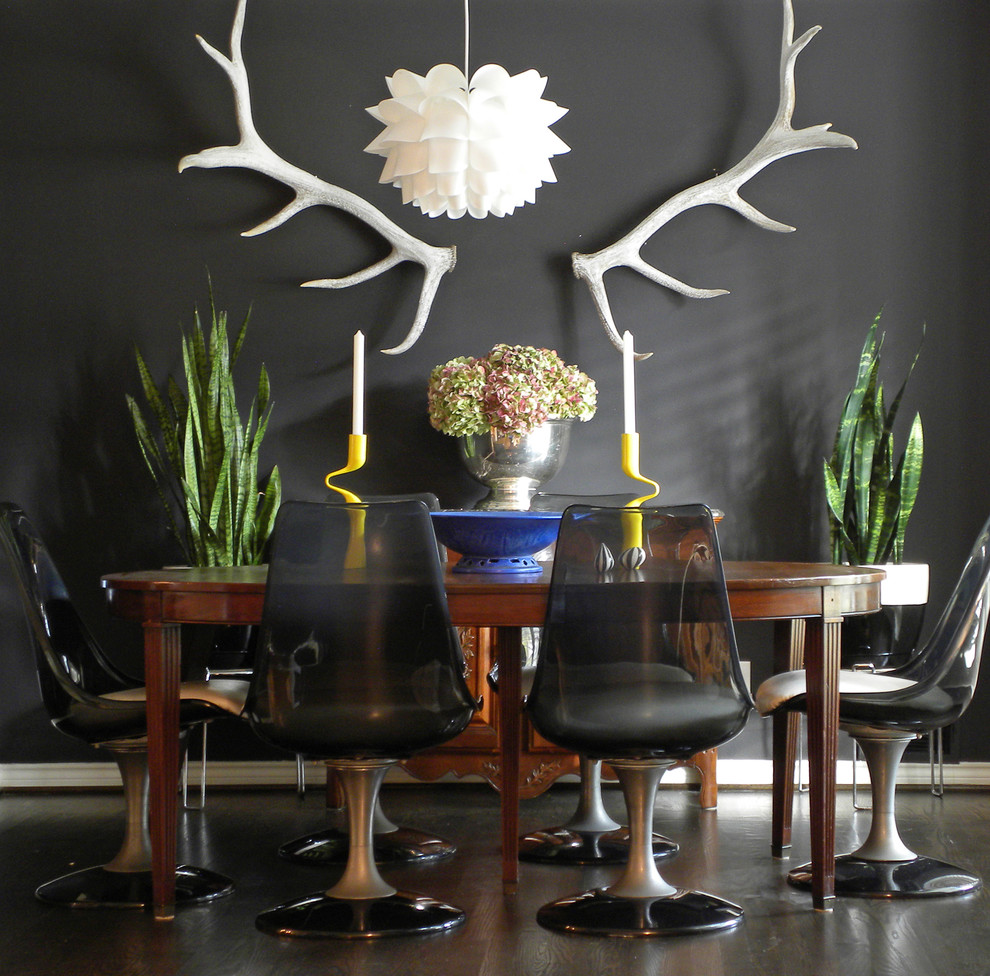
[3,759,988,791]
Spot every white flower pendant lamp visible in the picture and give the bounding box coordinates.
[364,0,570,219]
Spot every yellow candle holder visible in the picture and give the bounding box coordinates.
[621,432,660,507]
[325,433,368,567]
[620,432,660,554]
[325,434,368,504]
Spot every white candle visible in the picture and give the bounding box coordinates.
[351,330,365,436]
[622,330,636,434]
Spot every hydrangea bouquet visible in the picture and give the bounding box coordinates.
[428,344,597,439]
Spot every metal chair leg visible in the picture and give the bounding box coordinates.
[929,728,944,797]
[181,723,207,811]
[296,754,306,798]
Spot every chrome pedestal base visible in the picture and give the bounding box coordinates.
[256,891,466,939]
[279,826,456,866]
[519,826,678,865]
[535,759,742,937]
[536,887,744,937]
[520,756,677,865]
[788,854,982,898]
[260,760,465,939]
[795,729,981,897]
[35,864,234,909]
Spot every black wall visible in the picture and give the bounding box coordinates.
[2,0,988,764]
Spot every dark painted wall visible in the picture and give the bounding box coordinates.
[2,0,988,764]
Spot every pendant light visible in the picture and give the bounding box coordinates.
[364,0,570,219]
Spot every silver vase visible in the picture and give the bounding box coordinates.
[458,420,573,510]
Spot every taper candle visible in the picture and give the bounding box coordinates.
[622,330,636,434]
[351,330,365,436]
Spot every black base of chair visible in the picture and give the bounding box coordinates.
[519,826,678,865]
[35,864,234,909]
[278,826,456,865]
[788,853,982,898]
[536,887,744,937]
[256,890,466,939]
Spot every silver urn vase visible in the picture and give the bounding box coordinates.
[458,420,573,510]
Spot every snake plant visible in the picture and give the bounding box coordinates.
[127,289,281,566]
[824,309,924,565]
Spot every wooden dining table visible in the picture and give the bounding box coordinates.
[102,559,882,919]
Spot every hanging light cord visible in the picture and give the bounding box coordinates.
[463,0,471,82]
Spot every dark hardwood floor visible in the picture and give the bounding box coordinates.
[2,781,989,976]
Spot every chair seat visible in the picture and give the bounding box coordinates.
[103,678,249,715]
[537,683,750,759]
[755,668,915,715]
[756,668,964,730]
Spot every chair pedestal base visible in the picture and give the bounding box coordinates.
[788,854,982,898]
[256,891,466,939]
[278,826,456,866]
[536,887,744,937]
[519,756,678,865]
[35,864,234,909]
[519,826,678,865]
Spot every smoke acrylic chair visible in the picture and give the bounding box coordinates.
[518,492,678,866]
[277,491,459,867]
[526,503,753,936]
[245,500,478,938]
[0,503,247,908]
[756,510,990,898]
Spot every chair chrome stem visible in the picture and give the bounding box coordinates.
[848,731,916,862]
[606,760,677,899]
[565,758,622,833]
[326,760,397,901]
[103,743,152,874]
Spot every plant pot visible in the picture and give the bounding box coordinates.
[841,562,929,670]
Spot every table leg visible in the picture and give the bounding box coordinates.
[771,618,805,855]
[803,611,841,911]
[144,620,182,920]
[495,625,522,894]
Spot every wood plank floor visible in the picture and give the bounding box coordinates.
[2,782,989,976]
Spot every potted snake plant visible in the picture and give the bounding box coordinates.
[127,285,281,567]
[823,308,926,668]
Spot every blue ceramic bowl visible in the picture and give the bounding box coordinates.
[430,510,562,574]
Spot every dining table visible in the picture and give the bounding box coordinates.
[102,559,882,919]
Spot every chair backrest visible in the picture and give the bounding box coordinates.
[528,491,641,511]
[324,491,444,560]
[527,503,752,761]
[324,491,440,510]
[893,511,990,723]
[245,499,476,759]
[0,503,134,731]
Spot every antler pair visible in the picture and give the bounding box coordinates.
[184,0,855,357]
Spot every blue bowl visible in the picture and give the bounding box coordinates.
[430,510,562,574]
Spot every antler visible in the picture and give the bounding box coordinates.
[572,0,857,356]
[178,0,456,355]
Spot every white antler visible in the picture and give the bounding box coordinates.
[572,0,857,356]
[178,0,456,355]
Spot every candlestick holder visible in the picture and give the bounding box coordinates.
[325,434,368,503]
[621,433,660,506]
[620,433,660,561]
